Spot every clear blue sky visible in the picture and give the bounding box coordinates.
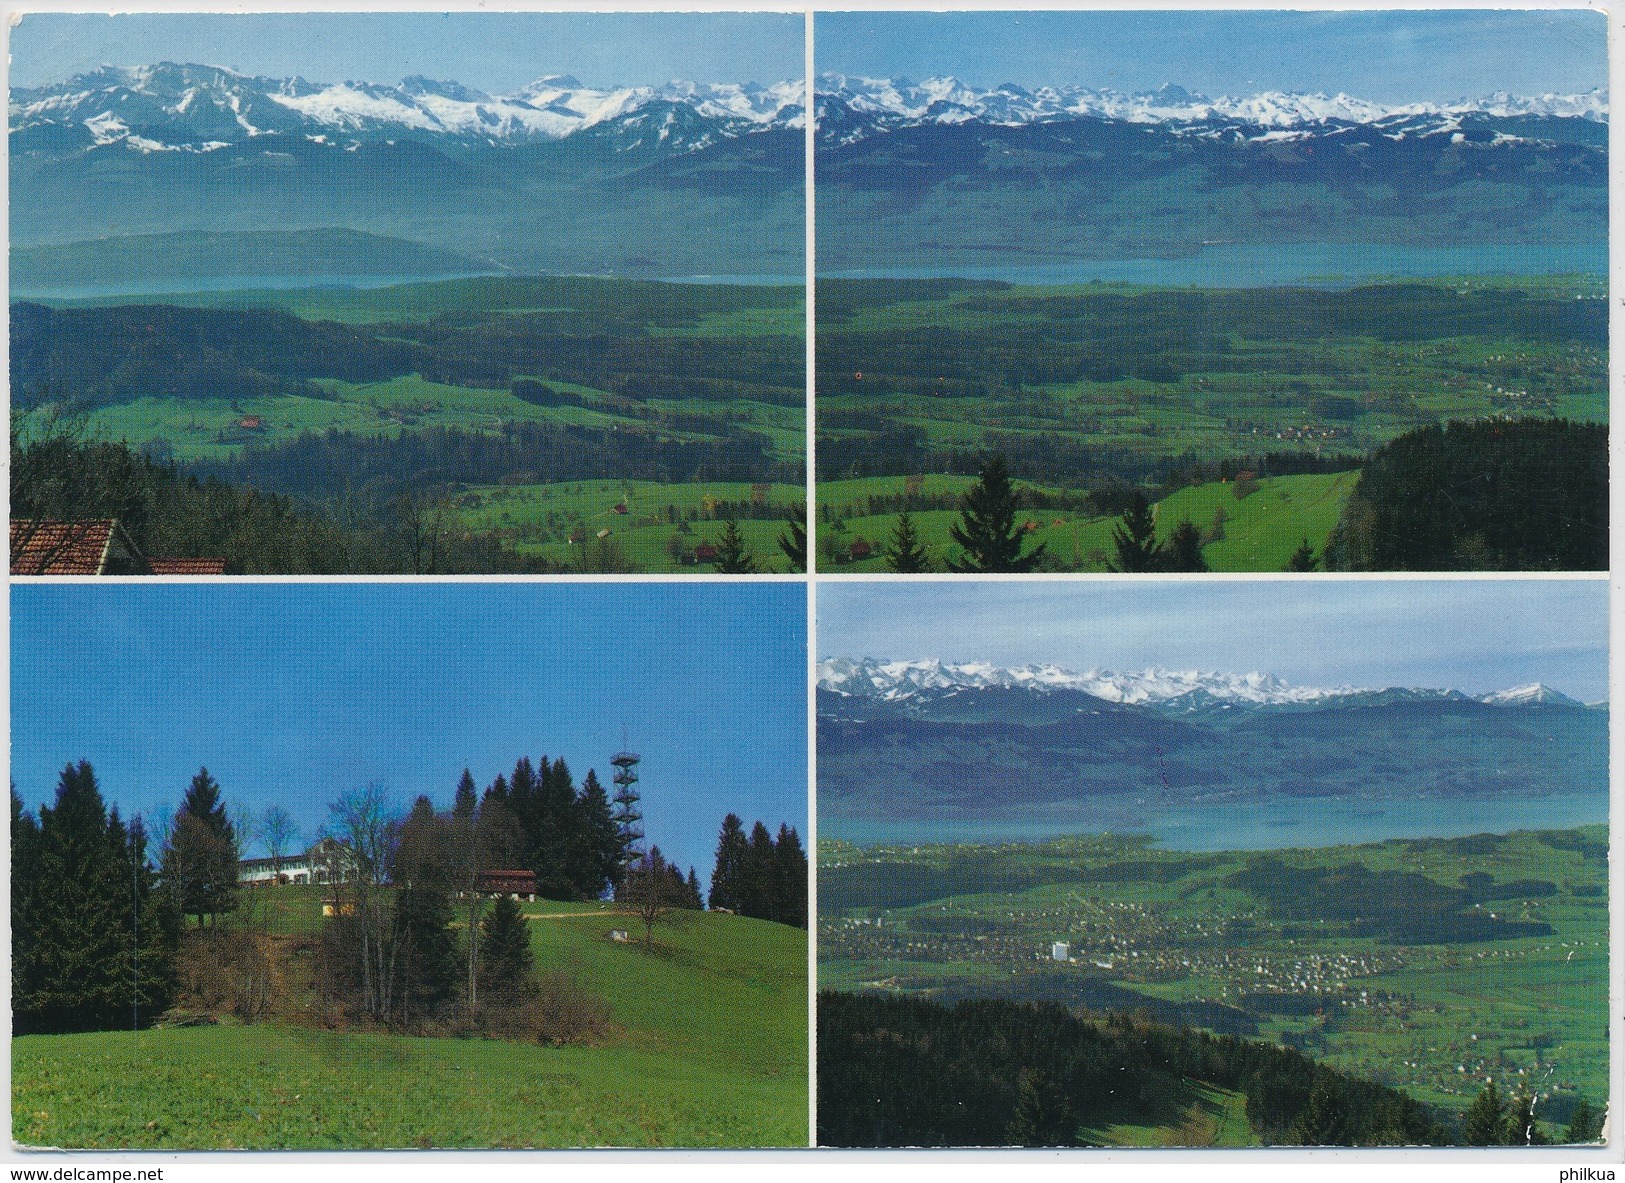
[817,10,1607,102]
[12,582,807,878]
[9,12,805,91]
[819,579,1609,703]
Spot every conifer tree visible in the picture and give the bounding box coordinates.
[1565,1098,1603,1143]
[566,769,622,900]
[884,512,932,573]
[1163,520,1209,573]
[389,797,459,1026]
[1463,1080,1509,1145]
[778,502,807,573]
[708,813,749,912]
[532,758,577,899]
[1006,1069,1077,1147]
[774,823,808,928]
[686,866,705,910]
[715,517,758,574]
[164,767,238,925]
[16,762,176,1033]
[1286,537,1319,572]
[477,894,534,1001]
[742,821,778,922]
[947,455,1045,573]
[1108,493,1164,573]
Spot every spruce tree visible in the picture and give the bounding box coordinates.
[166,767,237,924]
[1463,1080,1509,1145]
[1163,520,1209,572]
[1565,1098,1603,1143]
[708,813,749,912]
[477,894,534,1001]
[884,512,932,573]
[686,867,704,910]
[778,502,807,573]
[1286,538,1319,572]
[715,518,758,574]
[774,823,808,928]
[741,821,778,922]
[17,762,176,1033]
[947,455,1045,573]
[1108,493,1165,573]
[532,758,577,899]
[565,769,621,900]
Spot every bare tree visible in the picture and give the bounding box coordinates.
[327,782,401,1020]
[620,851,689,950]
[261,806,300,881]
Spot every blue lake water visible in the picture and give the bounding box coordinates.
[13,270,803,301]
[822,791,1607,853]
[820,242,1607,288]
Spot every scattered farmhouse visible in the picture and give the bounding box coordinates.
[239,837,359,886]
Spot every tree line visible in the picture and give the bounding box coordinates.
[14,758,807,1040]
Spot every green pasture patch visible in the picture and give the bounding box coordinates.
[446,479,804,573]
[14,907,806,1150]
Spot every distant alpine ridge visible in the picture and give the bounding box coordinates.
[815,73,1608,145]
[10,62,806,156]
[12,63,1604,160]
[817,657,1588,712]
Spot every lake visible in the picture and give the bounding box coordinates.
[821,790,1608,853]
[819,242,1607,288]
[12,270,802,301]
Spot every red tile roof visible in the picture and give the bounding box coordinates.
[10,519,116,575]
[148,558,228,575]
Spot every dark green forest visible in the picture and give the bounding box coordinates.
[1325,418,1607,570]
[817,991,1450,1147]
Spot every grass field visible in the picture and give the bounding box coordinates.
[445,479,804,573]
[14,893,808,1149]
[817,471,1357,572]
[820,826,1608,1133]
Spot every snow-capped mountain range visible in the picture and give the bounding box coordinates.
[10,62,806,155]
[817,657,1587,711]
[13,62,1605,159]
[815,73,1608,139]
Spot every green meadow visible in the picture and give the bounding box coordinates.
[14,892,808,1149]
[818,471,1357,572]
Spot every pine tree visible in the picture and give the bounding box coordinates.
[715,517,758,574]
[16,762,176,1033]
[1108,493,1165,573]
[1286,538,1319,572]
[778,502,807,573]
[708,813,749,912]
[1163,520,1208,572]
[1565,1097,1603,1143]
[1005,1069,1076,1146]
[1463,1080,1509,1145]
[774,823,808,928]
[884,512,932,573]
[565,769,621,900]
[741,821,778,922]
[165,767,238,925]
[947,455,1045,573]
[477,894,534,1001]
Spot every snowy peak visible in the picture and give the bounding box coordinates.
[816,657,1350,706]
[817,657,1591,713]
[1479,683,1583,708]
[812,74,1608,140]
[10,62,805,156]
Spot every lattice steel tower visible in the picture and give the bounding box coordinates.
[611,739,644,872]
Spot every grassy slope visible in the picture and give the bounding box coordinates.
[14,893,807,1150]
[447,479,804,573]
[817,472,1356,572]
